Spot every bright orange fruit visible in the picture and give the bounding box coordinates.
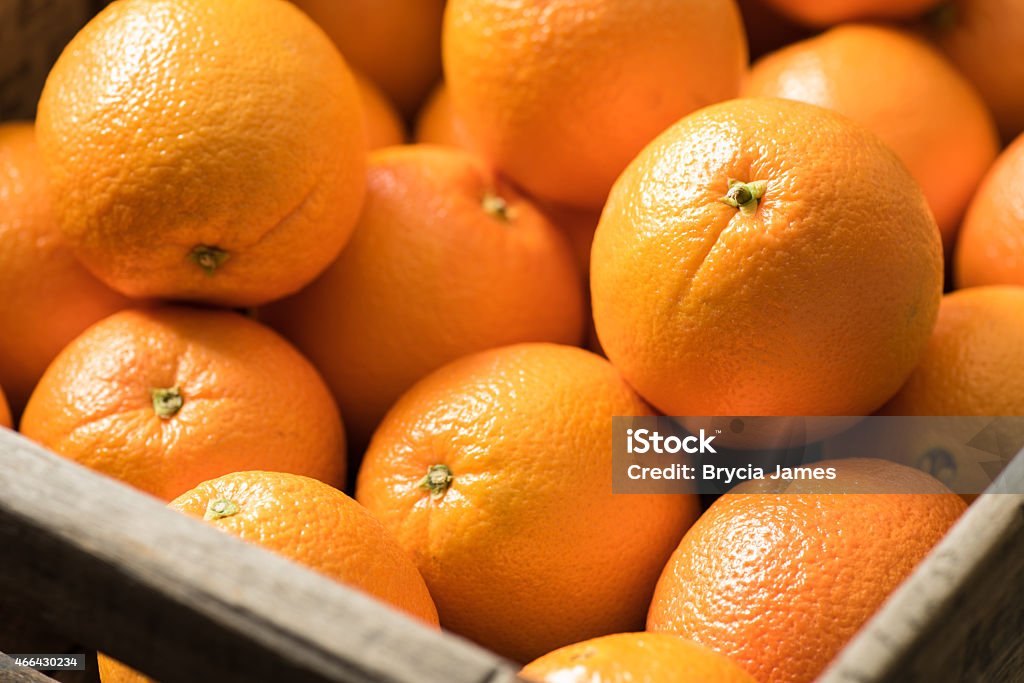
[744,24,998,253]
[591,98,942,420]
[354,70,406,150]
[648,458,965,683]
[0,122,128,414]
[414,83,472,149]
[760,0,941,26]
[932,0,1024,141]
[289,0,444,115]
[521,633,756,683]
[98,470,438,683]
[262,145,584,449]
[20,307,346,501]
[36,0,367,306]
[443,0,747,209]
[356,343,701,663]
[882,286,1024,416]
[956,135,1024,288]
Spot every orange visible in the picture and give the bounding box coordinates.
[648,458,966,683]
[0,122,128,414]
[521,633,757,683]
[414,83,472,149]
[591,98,943,420]
[355,343,701,663]
[98,470,437,683]
[36,0,367,307]
[20,307,345,501]
[956,135,1024,288]
[932,0,1024,141]
[290,0,444,116]
[0,385,9,428]
[443,0,747,209]
[882,287,1024,416]
[760,0,941,26]
[744,25,998,254]
[354,70,406,150]
[262,145,584,450]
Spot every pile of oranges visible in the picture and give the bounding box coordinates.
[2,0,1022,681]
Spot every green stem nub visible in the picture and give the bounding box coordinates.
[151,386,183,419]
[204,498,240,520]
[417,464,454,500]
[189,245,230,275]
[482,193,511,223]
[719,179,768,216]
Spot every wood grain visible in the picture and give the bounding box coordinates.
[0,429,525,683]
[0,652,57,682]
[820,453,1024,682]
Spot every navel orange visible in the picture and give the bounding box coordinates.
[20,307,346,501]
[98,470,437,683]
[882,287,1024,416]
[931,0,1024,141]
[443,0,747,209]
[521,633,756,683]
[591,98,943,420]
[414,83,472,149]
[744,25,998,253]
[648,458,965,683]
[289,0,444,115]
[0,122,128,414]
[955,135,1024,288]
[761,0,941,26]
[36,0,367,306]
[262,146,584,450]
[356,343,700,663]
[354,70,406,150]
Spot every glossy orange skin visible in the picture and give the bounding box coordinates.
[290,0,444,115]
[648,458,966,683]
[882,287,1024,415]
[20,307,346,501]
[262,146,584,449]
[761,0,941,26]
[356,344,701,663]
[414,83,473,149]
[956,136,1024,288]
[591,98,943,418]
[934,0,1024,141]
[0,123,128,414]
[443,0,747,209]
[521,633,756,683]
[98,471,437,683]
[744,25,998,254]
[36,0,367,307]
[354,71,406,150]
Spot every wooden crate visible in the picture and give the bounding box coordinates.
[1,429,1021,683]
[1,2,1023,681]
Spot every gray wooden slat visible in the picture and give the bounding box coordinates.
[819,453,1024,682]
[0,429,525,683]
[0,652,58,682]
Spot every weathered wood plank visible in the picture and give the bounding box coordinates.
[0,429,525,683]
[0,652,57,682]
[819,453,1024,682]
